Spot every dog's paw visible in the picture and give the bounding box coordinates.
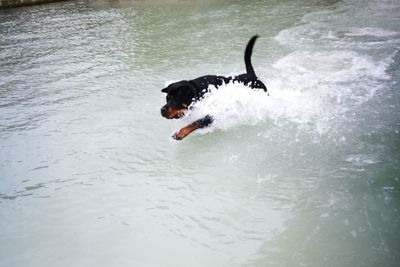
[172,131,185,140]
[172,127,192,140]
[172,123,198,141]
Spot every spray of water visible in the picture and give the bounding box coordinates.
[169,1,398,139]
[175,48,392,137]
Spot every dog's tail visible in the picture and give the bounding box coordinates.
[244,35,259,77]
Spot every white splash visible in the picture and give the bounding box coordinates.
[172,1,396,138]
[176,47,392,137]
[344,27,399,38]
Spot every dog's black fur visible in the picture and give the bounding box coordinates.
[161,35,267,140]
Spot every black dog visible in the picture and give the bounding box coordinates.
[161,35,267,140]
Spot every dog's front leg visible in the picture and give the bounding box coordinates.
[173,115,213,140]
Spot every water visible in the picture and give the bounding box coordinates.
[0,0,399,266]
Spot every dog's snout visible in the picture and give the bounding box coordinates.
[161,106,167,117]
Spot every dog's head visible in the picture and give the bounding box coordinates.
[160,81,196,119]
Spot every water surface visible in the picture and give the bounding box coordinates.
[0,0,399,266]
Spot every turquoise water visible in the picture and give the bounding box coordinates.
[0,0,399,266]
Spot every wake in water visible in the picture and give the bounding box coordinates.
[177,48,393,137]
[174,2,398,138]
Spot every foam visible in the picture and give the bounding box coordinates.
[174,47,392,137]
[172,1,397,138]
[344,27,399,38]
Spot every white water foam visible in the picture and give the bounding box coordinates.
[175,49,392,137]
[171,1,397,138]
[344,27,399,38]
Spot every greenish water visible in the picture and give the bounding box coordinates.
[0,0,399,266]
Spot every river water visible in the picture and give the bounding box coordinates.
[0,0,399,266]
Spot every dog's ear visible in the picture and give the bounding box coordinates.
[161,88,168,93]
